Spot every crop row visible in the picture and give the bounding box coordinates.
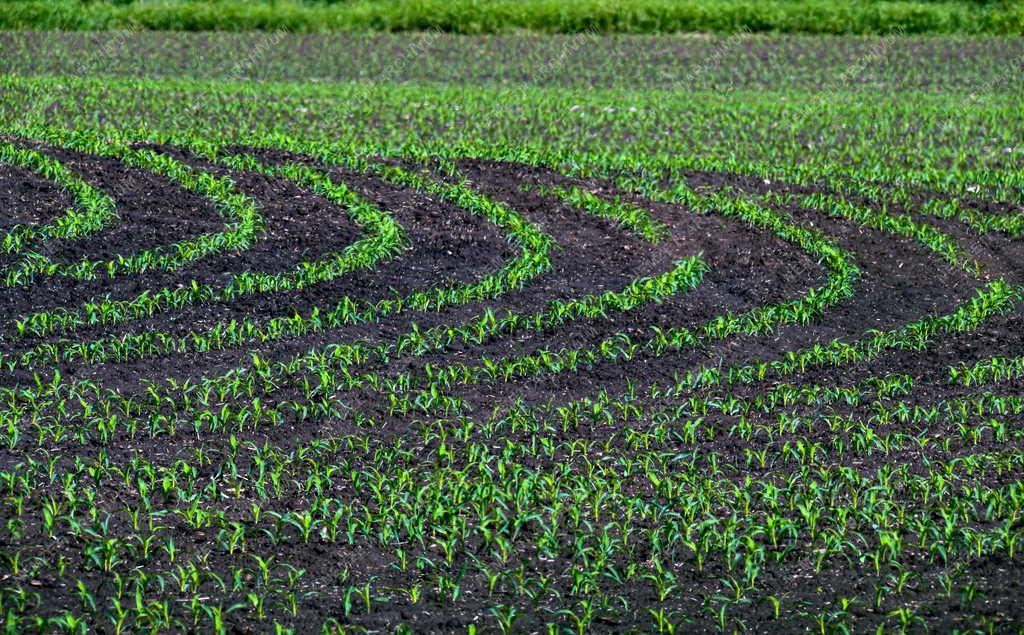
[0,123,1022,633]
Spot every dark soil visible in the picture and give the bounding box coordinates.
[1,142,1023,633]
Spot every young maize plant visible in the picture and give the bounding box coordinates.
[1,135,264,288]
[0,55,1023,634]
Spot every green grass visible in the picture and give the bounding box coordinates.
[0,0,1022,34]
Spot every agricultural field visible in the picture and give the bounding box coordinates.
[1,31,1024,633]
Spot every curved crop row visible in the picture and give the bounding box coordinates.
[0,126,1022,633]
